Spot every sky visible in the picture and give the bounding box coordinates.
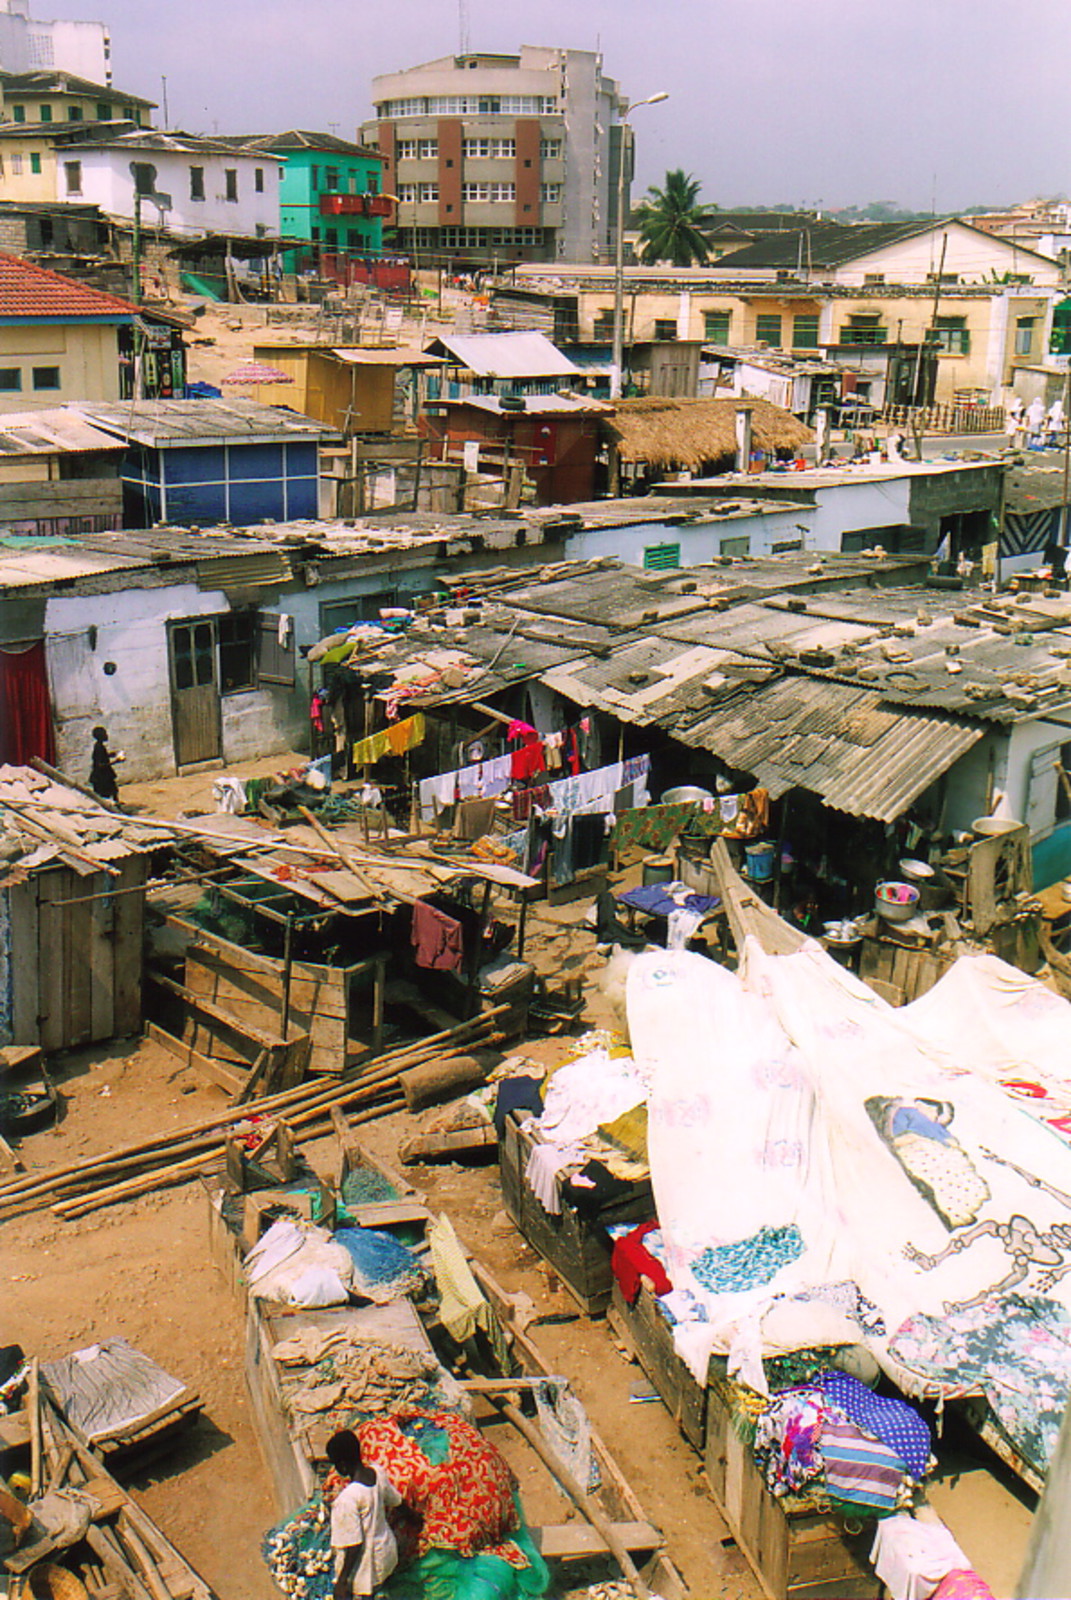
[48,0,1071,213]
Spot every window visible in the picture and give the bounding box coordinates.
[643,542,682,571]
[540,182,561,203]
[462,137,514,158]
[29,153,40,175]
[224,168,238,202]
[32,366,60,390]
[704,310,731,342]
[462,181,515,202]
[0,369,21,391]
[418,138,438,159]
[10,155,21,175]
[121,105,135,121]
[95,102,111,120]
[930,315,970,355]
[254,167,264,193]
[792,314,820,348]
[310,164,319,190]
[863,273,885,285]
[396,139,418,160]
[540,138,562,159]
[189,165,205,201]
[38,104,52,123]
[841,313,887,346]
[218,612,256,693]
[755,313,782,346]
[325,166,340,191]
[653,319,677,340]
[720,536,750,557]
[66,105,82,121]
[132,161,155,196]
[257,615,296,685]
[397,183,417,203]
[347,228,361,246]
[325,227,338,247]
[592,310,615,339]
[63,160,81,195]
[11,104,24,123]
[1015,316,1036,356]
[366,174,378,194]
[418,181,438,202]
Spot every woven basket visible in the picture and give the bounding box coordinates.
[29,1563,91,1600]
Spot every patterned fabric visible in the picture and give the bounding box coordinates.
[611,802,720,853]
[692,1224,805,1294]
[818,1370,930,1483]
[753,1388,826,1495]
[357,1408,528,1566]
[819,1412,908,1511]
[889,1293,1071,1476]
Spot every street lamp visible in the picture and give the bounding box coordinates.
[611,91,668,400]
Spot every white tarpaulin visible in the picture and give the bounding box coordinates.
[627,943,1071,1476]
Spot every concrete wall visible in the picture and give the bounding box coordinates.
[0,321,121,411]
[831,225,1062,289]
[562,506,810,565]
[70,146,282,236]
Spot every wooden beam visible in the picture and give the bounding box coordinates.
[146,1022,247,1097]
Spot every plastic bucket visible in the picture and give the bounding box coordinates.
[642,856,674,887]
[745,841,775,881]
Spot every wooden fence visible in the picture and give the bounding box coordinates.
[882,402,1005,434]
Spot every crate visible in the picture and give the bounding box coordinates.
[607,1280,706,1450]
[704,1373,880,1600]
[499,1113,653,1314]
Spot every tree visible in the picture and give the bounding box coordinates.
[635,170,713,267]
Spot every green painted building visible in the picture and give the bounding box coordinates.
[237,129,388,269]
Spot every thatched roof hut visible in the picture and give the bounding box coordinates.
[605,396,814,474]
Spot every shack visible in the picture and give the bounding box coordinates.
[0,764,167,1051]
[604,395,814,493]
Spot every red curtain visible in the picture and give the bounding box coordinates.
[0,641,56,767]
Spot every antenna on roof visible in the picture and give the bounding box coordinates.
[459,0,470,54]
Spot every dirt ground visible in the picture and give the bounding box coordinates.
[4,757,759,1600]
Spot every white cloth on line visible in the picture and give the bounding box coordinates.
[525,1140,585,1215]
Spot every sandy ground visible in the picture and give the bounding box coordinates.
[4,756,757,1600]
[5,756,1037,1598]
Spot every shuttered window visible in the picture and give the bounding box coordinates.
[643,542,681,571]
[257,615,296,685]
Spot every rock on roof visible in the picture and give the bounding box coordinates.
[0,252,136,319]
[0,765,169,884]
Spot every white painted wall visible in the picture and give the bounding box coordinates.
[34,19,109,81]
[563,507,810,565]
[64,145,283,237]
[807,477,912,551]
[44,581,305,782]
[832,223,1063,288]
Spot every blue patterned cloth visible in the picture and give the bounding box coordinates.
[692,1224,804,1294]
[818,1369,930,1482]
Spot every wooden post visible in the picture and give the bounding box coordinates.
[280,913,294,1039]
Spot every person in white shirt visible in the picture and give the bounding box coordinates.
[327,1429,402,1600]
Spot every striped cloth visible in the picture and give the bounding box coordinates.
[820,1413,908,1511]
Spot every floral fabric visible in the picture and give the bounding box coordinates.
[889,1293,1071,1476]
[358,1407,528,1567]
[692,1224,805,1294]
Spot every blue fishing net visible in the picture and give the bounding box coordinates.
[333,1227,425,1301]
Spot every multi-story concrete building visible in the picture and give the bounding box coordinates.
[0,0,110,85]
[360,47,623,267]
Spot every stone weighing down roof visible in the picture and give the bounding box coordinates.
[74,398,335,447]
[0,765,169,886]
[0,253,136,320]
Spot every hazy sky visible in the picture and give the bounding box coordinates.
[51,0,1071,212]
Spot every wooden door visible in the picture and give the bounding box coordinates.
[168,618,222,768]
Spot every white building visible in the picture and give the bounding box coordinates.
[56,130,283,238]
[360,47,624,266]
[0,0,109,84]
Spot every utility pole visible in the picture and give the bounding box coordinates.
[131,189,141,307]
[611,92,668,400]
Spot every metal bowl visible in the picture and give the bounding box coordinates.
[661,785,714,806]
[875,881,920,922]
[898,858,935,883]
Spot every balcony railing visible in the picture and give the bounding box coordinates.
[318,193,392,217]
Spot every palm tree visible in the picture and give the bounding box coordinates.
[635,170,714,267]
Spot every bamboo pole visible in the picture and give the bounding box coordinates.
[0,1011,503,1214]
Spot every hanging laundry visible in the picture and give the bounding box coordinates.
[510,729,546,782]
[411,901,463,971]
[353,711,424,766]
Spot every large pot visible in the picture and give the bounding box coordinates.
[661,785,714,806]
[875,881,920,923]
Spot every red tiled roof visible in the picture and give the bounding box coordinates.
[0,252,137,319]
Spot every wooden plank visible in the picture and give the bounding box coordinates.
[8,879,39,1044]
[113,857,147,1037]
[535,1520,662,1559]
[147,1021,247,1097]
[185,947,349,1022]
[68,866,94,1046]
[89,872,116,1041]
[37,871,65,1053]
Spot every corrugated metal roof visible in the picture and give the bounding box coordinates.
[442,393,613,416]
[197,551,292,589]
[75,398,334,447]
[0,408,125,456]
[424,331,580,379]
[328,347,445,367]
[678,677,982,821]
